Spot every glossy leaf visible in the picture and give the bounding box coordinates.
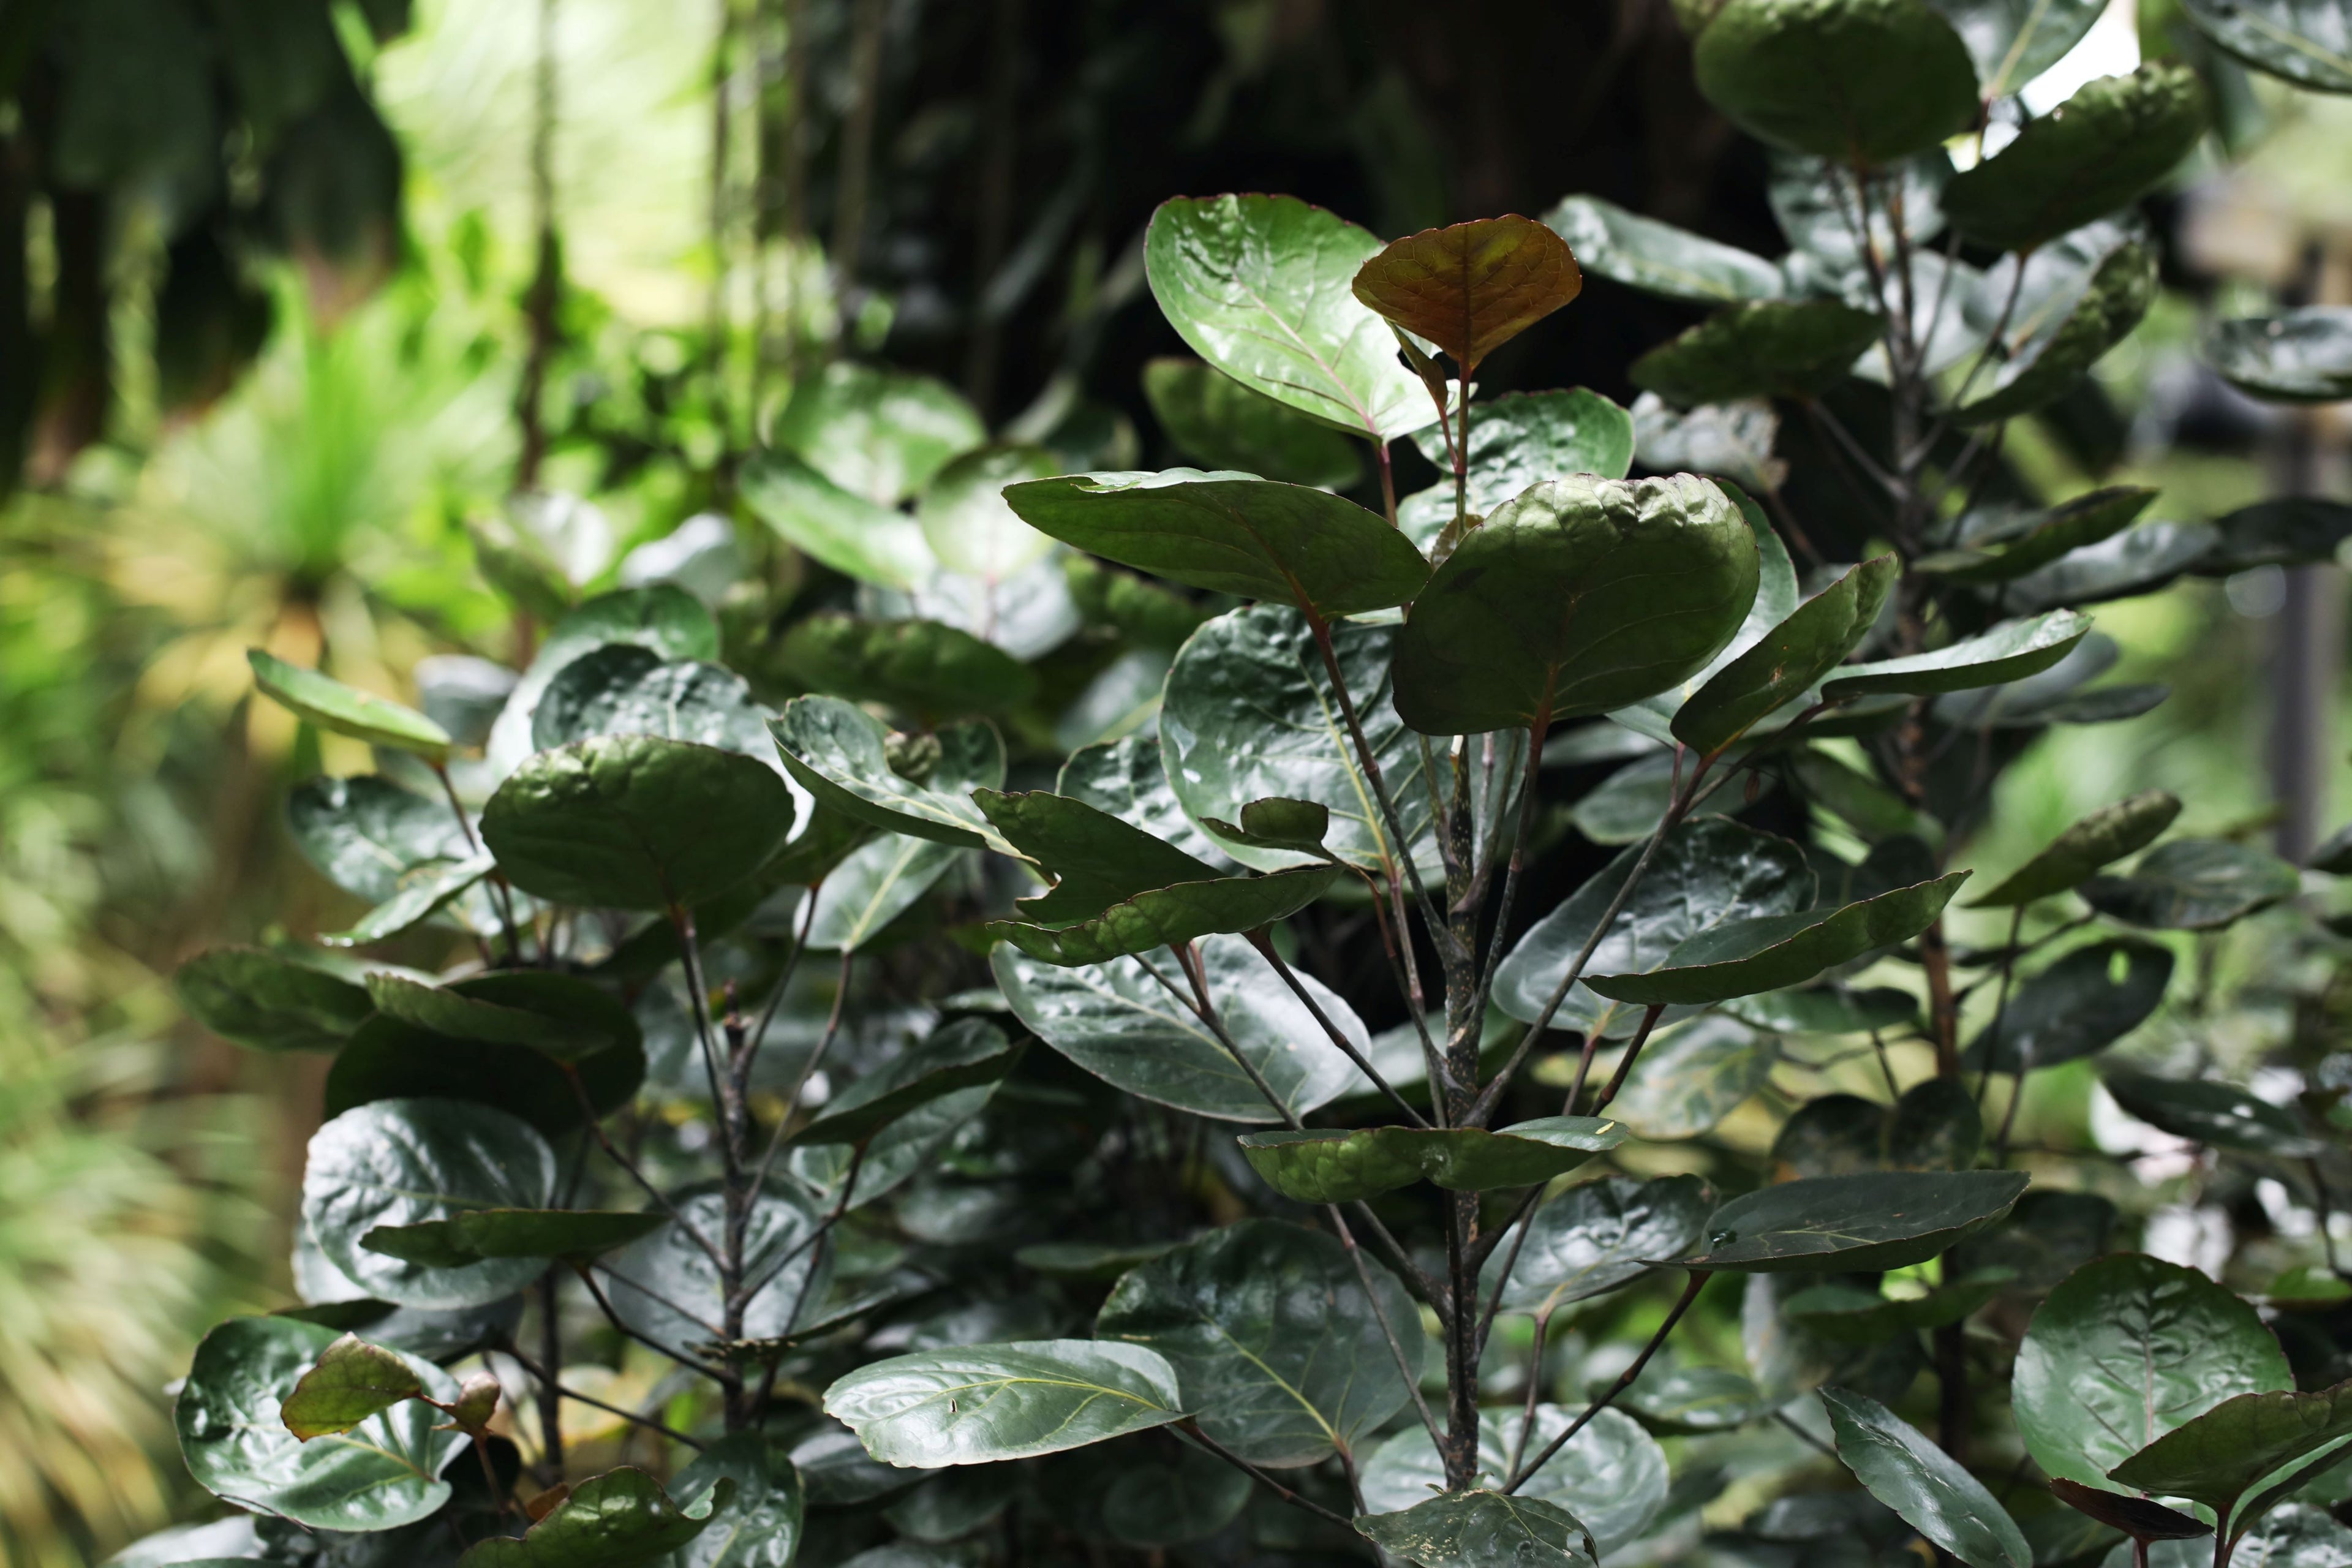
[1630,299,1881,405]
[1674,1169,2030,1272]
[1957,231,2156,423]
[2206,309,2352,404]
[2013,1253,2293,1491]
[1545,194,1787,304]
[769,696,1011,854]
[741,450,935,590]
[1943,67,2208,252]
[1693,0,1981,161]
[2180,0,2352,94]
[824,1340,1186,1466]
[1351,214,1581,369]
[988,864,1340,965]
[769,360,985,506]
[1927,0,2107,96]
[1141,357,1362,489]
[361,1209,662,1267]
[791,1020,1019,1147]
[1237,1117,1623,1203]
[1602,1015,1780,1139]
[1823,611,2089,697]
[1360,1405,1664,1556]
[279,1333,423,1440]
[1488,1174,1716,1316]
[248,649,451,760]
[2109,1381,2352,1520]
[1675,556,1898,753]
[1585,872,1968,1005]
[1096,1219,1422,1467]
[775,614,1038,720]
[662,1432,805,1568]
[1144,194,1428,442]
[2104,1072,2324,1157]
[1823,1387,2031,1568]
[602,1186,830,1359]
[176,1315,464,1531]
[1965,939,2173,1072]
[175,946,372,1054]
[1394,473,1761,734]
[2079,838,2301,930]
[1973,791,2183,905]
[804,833,965,952]
[1354,1491,1598,1568]
[459,1466,729,1567]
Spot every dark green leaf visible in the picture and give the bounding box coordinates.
[1096,1219,1422,1467]
[2104,1072,2324,1157]
[1631,300,1881,405]
[1142,357,1362,489]
[1674,1169,2029,1272]
[660,1431,804,1568]
[824,1340,1186,1466]
[1823,1387,2032,1568]
[1957,230,2156,423]
[486,586,721,777]
[1394,474,1761,734]
[2046,1478,2209,1542]
[176,1315,464,1531]
[1351,215,1582,369]
[2014,1253,2293,1490]
[2079,838,2301,930]
[1354,1491,1599,1568]
[302,1098,557,1310]
[2110,1381,2352,1521]
[1823,611,2090,697]
[2180,0,2352,94]
[176,946,372,1054]
[769,360,985,506]
[1676,556,1899,753]
[1926,0,2106,96]
[1362,1405,1664,1555]
[1964,939,2173,1072]
[1545,195,1788,304]
[361,1209,662,1267]
[1488,1174,1715,1316]
[2199,498,2352,573]
[279,1333,423,1441]
[915,445,1060,582]
[1237,1117,1624,1203]
[741,450,935,590]
[1972,791,2184,906]
[774,614,1038,720]
[1586,873,1969,1005]
[769,696,1010,853]
[792,1019,1019,1147]
[1144,194,1429,442]
[974,790,1219,924]
[1603,1016,1780,1139]
[804,834,965,952]
[1693,0,1981,161]
[1943,67,2208,252]
[248,649,450,760]
[458,1466,730,1568]
[325,1014,643,1136]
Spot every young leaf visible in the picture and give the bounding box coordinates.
[2078,838,2301,930]
[1354,1491,1599,1568]
[1361,1406,1665,1556]
[1962,939,2174,1072]
[279,1333,424,1440]
[1485,1174,1716,1316]
[175,946,372,1054]
[2204,308,2352,404]
[1095,1219,1423,1468]
[1235,1117,1624,1203]
[247,649,451,760]
[774,614,1039,720]
[790,1019,1020,1147]
[1942,67,2209,252]
[1673,555,1898,753]
[823,1340,1188,1466]
[456,1466,732,1567]
[1970,790,2182,906]
[1630,299,1882,405]
[2180,0,2352,93]
[1692,0,1981,162]
[2102,1072,2324,1158]
[2108,1381,2352,1522]
[1822,1387,2032,1568]
[741,449,936,590]
[1546,194,1788,304]
[1673,1169,2030,1271]
[1144,194,1428,443]
[768,696,1011,854]
[1393,473,1761,734]
[1142,357,1363,489]
[1350,214,1581,372]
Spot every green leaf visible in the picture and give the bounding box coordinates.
[248,649,451,760]
[1497,819,1817,1038]
[774,613,1038,720]
[326,1013,643,1137]
[2180,0,2352,94]
[175,946,372,1054]
[603,1186,831,1359]
[915,445,1060,582]
[1943,67,2209,252]
[2104,1071,2324,1157]
[1675,556,1898,753]
[1394,474,1761,734]
[486,586,721,777]
[1545,194,1787,304]
[361,1209,662,1267]
[1488,1174,1714,1317]
[1351,215,1583,370]
[1585,872,1969,1005]
[1964,940,2173,1072]
[1004,470,1427,619]
[1920,488,2159,582]
[1600,1016,1780,1139]
[532,647,778,764]
[2015,1253,2293,1491]
[2199,497,2352,573]
[1355,1491,1599,1568]
[769,696,1011,853]
[660,1432,804,1568]
[1926,0,2107,96]
[741,450,935,590]
[1144,193,1429,443]
[791,1019,1019,1147]
[2109,1381,2352,1525]
[176,1315,464,1531]
[2079,838,2301,930]
[1674,1169,2030,1272]
[1631,299,1881,405]
[459,1466,731,1568]
[804,833,965,952]
[303,1098,557,1309]
[988,864,1340,965]
[1237,1117,1624,1203]
[1822,611,2090,698]
[824,1340,1186,1466]
[1096,1219,1422,1467]
[1694,0,1981,161]
[992,932,1369,1123]
[769,360,985,506]
[363,971,627,1061]
[483,736,794,910]
[279,1333,424,1441]
[1142,357,1363,489]
[1823,1387,2032,1568]
[1362,1405,1665,1556]
[973,789,1221,924]
[1400,388,1637,548]
[1972,791,2184,906]
[1956,230,2157,423]
[2205,309,2352,404]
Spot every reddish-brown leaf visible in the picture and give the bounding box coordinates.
[1351,216,1581,371]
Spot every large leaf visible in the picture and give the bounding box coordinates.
[1141,357,1363,489]
[2180,0,2352,94]
[1095,1219,1422,1468]
[485,586,721,778]
[1926,0,2107,96]
[1584,872,1969,1005]
[1393,474,1760,734]
[824,1340,1186,1466]
[2079,838,2301,930]
[803,833,965,952]
[2205,309,2352,404]
[1545,194,1787,304]
[1351,215,1581,370]
[660,1432,804,1568]
[176,946,372,1054]
[992,932,1368,1123]
[1943,67,2209,252]
[1972,791,2183,906]
[301,1098,557,1310]
[768,697,1010,853]
[248,650,450,760]
[1963,939,2174,1072]
[1956,230,2156,423]
[1488,1174,1715,1316]
[1822,611,2089,697]
[483,736,794,910]
[1823,1388,2031,1568]
[1673,1169,2029,1272]
[775,614,1038,720]
[1693,0,1982,160]
[1354,1491,1598,1568]
[1361,1405,1665,1557]
[1144,194,1429,442]
[1675,556,1899,753]
[459,1466,729,1567]
[989,865,1341,965]
[1004,470,1427,619]
[741,450,935,590]
[601,1186,831,1359]
[1630,299,1881,405]
[2109,1382,2352,1521]
[1237,1117,1624,1203]
[176,1315,464,1531]
[769,360,985,506]
[1496,820,1817,1038]
[2102,1072,2324,1158]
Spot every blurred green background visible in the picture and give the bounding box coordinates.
[2,0,2346,1561]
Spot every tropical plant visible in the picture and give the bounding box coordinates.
[123,1,2352,1566]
